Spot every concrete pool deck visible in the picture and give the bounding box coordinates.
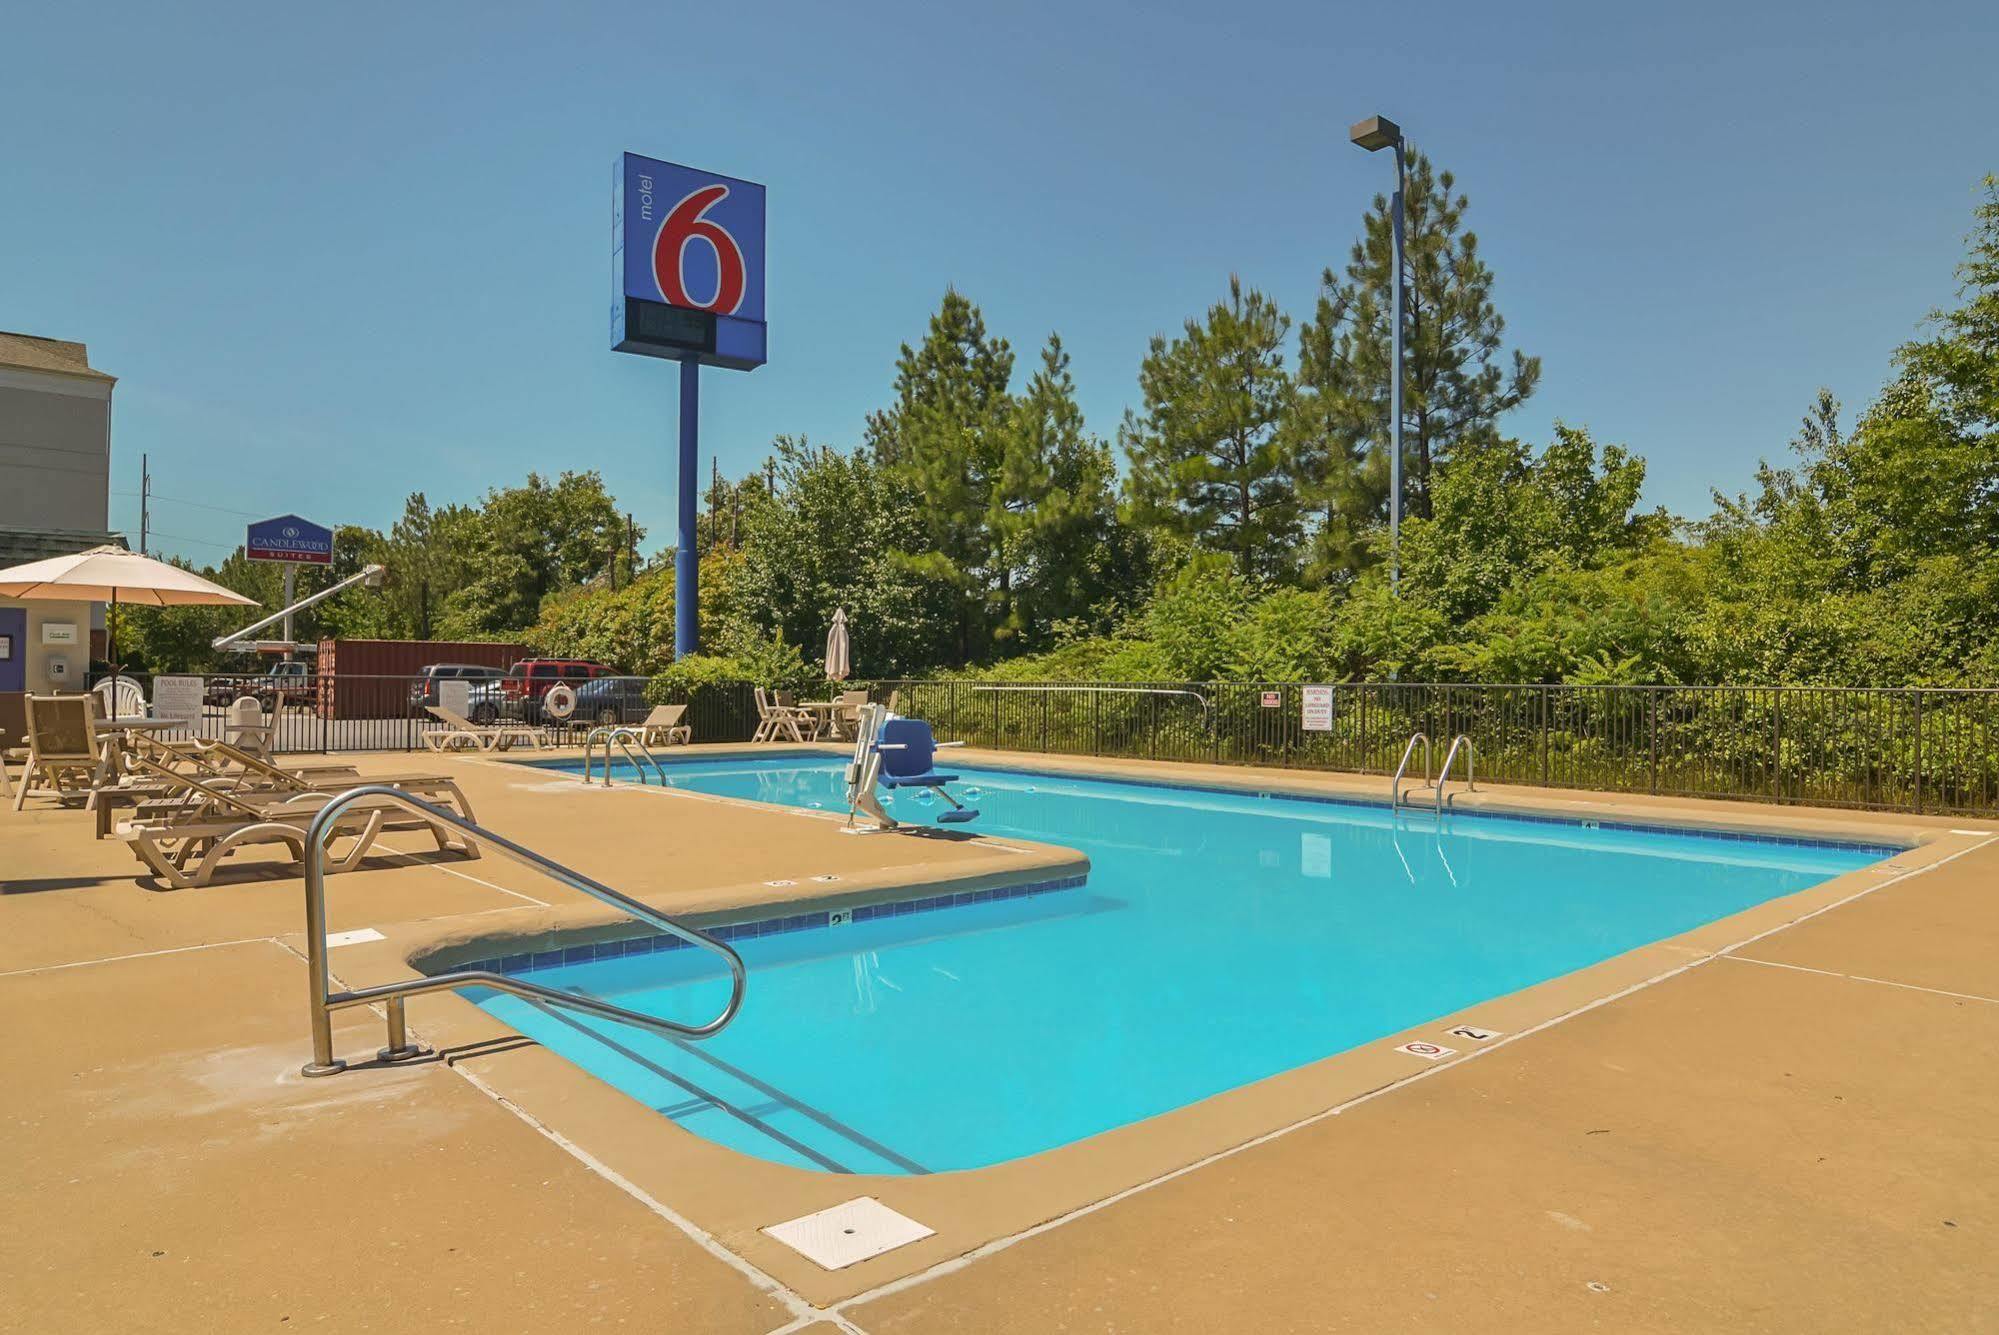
[3,743,1996,1331]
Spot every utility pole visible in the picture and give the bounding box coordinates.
[626,513,637,581]
[138,454,151,554]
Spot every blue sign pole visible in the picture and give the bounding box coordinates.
[676,358,700,658]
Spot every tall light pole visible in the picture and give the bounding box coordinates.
[1349,114,1404,595]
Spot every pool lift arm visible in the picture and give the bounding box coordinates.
[211,563,386,655]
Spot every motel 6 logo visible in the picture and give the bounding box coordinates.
[615,153,766,367]
[654,185,747,315]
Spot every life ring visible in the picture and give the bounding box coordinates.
[543,683,578,720]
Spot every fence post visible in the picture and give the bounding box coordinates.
[1649,689,1659,795]
[1539,686,1550,787]
[1041,691,1049,754]
[1771,690,1782,800]
[1913,688,1924,814]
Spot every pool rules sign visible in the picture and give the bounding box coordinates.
[1301,685,1335,731]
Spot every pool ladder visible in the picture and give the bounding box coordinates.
[299,786,746,1076]
[582,726,668,786]
[1391,732,1477,814]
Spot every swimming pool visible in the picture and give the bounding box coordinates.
[468,756,1893,1174]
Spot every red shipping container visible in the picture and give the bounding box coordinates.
[315,639,530,719]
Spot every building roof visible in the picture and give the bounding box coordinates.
[0,332,116,383]
[0,528,126,569]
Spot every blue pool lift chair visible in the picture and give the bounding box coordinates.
[874,718,980,824]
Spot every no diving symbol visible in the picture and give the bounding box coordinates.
[1395,1041,1456,1061]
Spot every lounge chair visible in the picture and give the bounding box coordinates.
[97,738,476,839]
[751,688,809,743]
[12,694,102,811]
[422,705,549,752]
[637,704,693,747]
[116,758,479,890]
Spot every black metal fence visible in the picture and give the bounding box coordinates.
[74,672,1999,815]
[875,680,1999,816]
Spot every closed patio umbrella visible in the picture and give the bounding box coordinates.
[0,544,257,676]
[824,606,851,681]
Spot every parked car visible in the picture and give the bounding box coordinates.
[570,676,652,726]
[497,658,618,722]
[465,678,510,725]
[249,660,314,710]
[407,663,508,715]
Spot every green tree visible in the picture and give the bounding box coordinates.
[375,494,484,640]
[732,437,959,676]
[993,336,1146,648]
[866,289,1017,662]
[1121,275,1300,581]
[1294,146,1540,554]
[439,471,628,636]
[1399,424,1662,623]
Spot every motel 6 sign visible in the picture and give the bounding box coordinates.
[611,153,767,371]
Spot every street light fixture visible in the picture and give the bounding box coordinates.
[1349,114,1405,595]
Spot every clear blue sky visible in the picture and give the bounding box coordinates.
[6,0,1995,566]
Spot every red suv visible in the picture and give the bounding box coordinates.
[497,659,617,722]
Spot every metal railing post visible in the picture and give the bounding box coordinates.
[301,807,343,1075]
[299,785,746,1077]
[1914,688,1925,813]
[1649,689,1659,795]
[1540,686,1550,787]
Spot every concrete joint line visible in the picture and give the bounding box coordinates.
[444,1060,846,1331]
[0,935,276,978]
[1723,953,1999,1006]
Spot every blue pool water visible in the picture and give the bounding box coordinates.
[471,756,1891,1174]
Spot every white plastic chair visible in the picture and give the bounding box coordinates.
[93,676,148,720]
[225,696,274,758]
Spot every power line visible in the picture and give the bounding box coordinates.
[112,489,267,520]
[143,528,237,552]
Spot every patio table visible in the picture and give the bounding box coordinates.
[794,700,851,740]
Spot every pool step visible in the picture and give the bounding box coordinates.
[503,996,929,1175]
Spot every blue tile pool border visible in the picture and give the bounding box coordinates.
[512,753,1910,859]
[454,872,1090,979]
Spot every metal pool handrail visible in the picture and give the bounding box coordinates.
[1436,734,1476,814]
[1391,732,1432,807]
[300,785,746,1076]
[582,725,666,786]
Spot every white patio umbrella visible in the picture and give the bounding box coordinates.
[824,606,851,681]
[0,544,257,672]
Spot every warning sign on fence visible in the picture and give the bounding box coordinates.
[1301,685,1334,731]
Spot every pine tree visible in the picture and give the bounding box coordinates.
[992,336,1135,645]
[1294,147,1540,567]
[1121,275,1299,581]
[865,289,1017,661]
